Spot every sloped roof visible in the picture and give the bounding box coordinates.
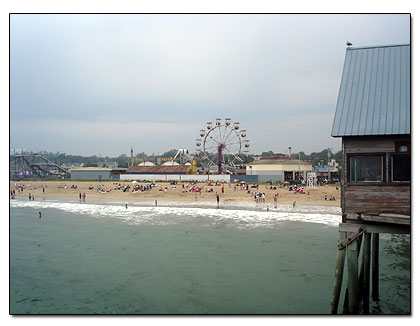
[126,165,189,174]
[332,44,410,137]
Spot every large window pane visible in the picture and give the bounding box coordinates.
[349,156,383,182]
[391,154,410,182]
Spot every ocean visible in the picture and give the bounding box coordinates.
[10,199,410,314]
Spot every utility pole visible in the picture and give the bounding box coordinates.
[328,148,332,182]
[131,147,134,167]
[298,152,301,182]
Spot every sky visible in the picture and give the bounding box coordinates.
[10,14,410,157]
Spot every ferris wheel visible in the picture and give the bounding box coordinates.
[195,118,250,174]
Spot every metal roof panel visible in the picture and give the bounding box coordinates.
[332,44,410,137]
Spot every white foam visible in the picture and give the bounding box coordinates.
[10,199,341,228]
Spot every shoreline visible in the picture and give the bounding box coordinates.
[10,195,342,216]
[10,180,341,209]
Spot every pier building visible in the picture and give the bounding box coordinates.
[329,44,410,314]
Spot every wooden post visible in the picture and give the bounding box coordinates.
[347,239,359,314]
[362,232,371,314]
[342,232,362,314]
[372,233,379,301]
[330,231,346,314]
[342,289,349,314]
[358,236,364,301]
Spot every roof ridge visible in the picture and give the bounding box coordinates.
[347,44,410,51]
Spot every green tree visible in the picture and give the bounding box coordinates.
[261,151,274,157]
[116,154,129,168]
[161,149,178,158]
[84,162,98,167]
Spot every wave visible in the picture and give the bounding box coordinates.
[10,199,341,229]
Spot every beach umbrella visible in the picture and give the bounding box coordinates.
[131,180,137,183]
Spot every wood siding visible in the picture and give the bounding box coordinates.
[344,185,410,215]
[342,135,411,217]
[343,135,410,153]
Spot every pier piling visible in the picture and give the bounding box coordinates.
[362,232,372,314]
[329,231,346,314]
[372,233,379,302]
[332,222,409,314]
[347,239,359,314]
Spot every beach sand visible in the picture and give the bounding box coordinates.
[10,180,340,207]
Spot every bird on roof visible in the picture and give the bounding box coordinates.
[346,41,353,47]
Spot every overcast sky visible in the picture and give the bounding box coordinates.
[10,14,410,157]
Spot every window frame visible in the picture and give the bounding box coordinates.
[389,152,411,184]
[346,153,387,186]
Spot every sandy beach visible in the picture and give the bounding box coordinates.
[10,180,340,207]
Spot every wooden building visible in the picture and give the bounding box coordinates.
[331,44,410,224]
[329,44,410,314]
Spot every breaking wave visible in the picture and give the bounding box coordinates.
[10,199,341,229]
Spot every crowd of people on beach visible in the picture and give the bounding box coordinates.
[10,179,340,211]
[10,183,48,200]
[252,192,266,203]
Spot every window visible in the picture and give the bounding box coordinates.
[349,155,384,183]
[391,154,410,182]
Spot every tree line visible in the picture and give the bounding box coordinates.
[10,149,342,168]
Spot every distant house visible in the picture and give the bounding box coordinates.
[314,159,341,181]
[70,167,112,180]
[246,156,312,182]
[331,44,410,224]
[70,167,126,180]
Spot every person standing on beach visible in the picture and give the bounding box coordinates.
[216,193,220,207]
[29,193,31,201]
[79,193,82,201]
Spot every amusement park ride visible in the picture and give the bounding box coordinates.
[11,118,250,179]
[195,118,250,174]
[11,152,71,179]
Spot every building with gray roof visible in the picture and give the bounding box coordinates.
[332,43,410,223]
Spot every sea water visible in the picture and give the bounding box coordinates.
[10,199,410,314]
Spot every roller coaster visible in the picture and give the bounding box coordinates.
[10,153,71,179]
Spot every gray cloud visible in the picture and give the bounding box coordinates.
[10,14,410,156]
